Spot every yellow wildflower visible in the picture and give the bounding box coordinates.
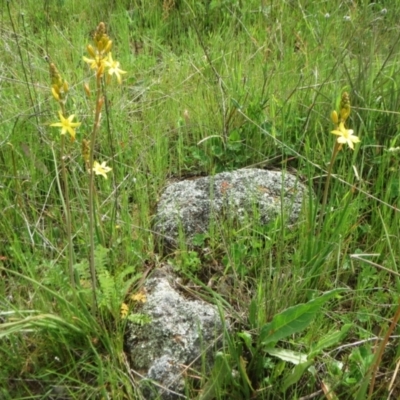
[104,53,126,84]
[131,290,146,303]
[92,160,112,179]
[50,111,81,142]
[331,122,360,150]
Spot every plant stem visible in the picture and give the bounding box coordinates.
[368,296,400,398]
[88,77,104,313]
[59,135,75,288]
[316,141,340,236]
[57,100,75,288]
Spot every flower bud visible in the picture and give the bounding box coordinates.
[104,39,112,54]
[63,81,69,93]
[339,92,351,122]
[84,82,91,98]
[81,139,91,167]
[51,85,60,101]
[98,96,104,109]
[96,62,105,78]
[331,110,339,125]
[87,44,96,58]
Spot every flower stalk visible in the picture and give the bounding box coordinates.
[49,62,76,288]
[49,22,123,313]
[316,92,360,235]
[87,86,104,310]
[83,22,121,312]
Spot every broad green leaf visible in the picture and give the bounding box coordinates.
[266,348,307,365]
[310,323,352,356]
[228,129,241,142]
[259,289,344,346]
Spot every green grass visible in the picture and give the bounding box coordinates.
[1,0,400,398]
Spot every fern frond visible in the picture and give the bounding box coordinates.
[98,269,115,310]
[94,245,109,274]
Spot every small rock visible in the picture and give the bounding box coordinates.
[125,267,228,399]
[154,168,310,250]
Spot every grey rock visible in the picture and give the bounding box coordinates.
[154,168,310,249]
[125,268,228,400]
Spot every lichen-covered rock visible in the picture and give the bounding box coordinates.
[154,168,310,249]
[125,267,228,400]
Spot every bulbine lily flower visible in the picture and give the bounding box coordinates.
[104,53,126,84]
[92,161,112,179]
[51,111,81,142]
[331,122,360,150]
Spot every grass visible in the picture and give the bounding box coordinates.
[1,0,400,398]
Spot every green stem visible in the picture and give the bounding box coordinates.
[60,136,75,288]
[102,82,117,248]
[88,76,104,313]
[316,141,340,236]
[52,138,75,288]
[57,97,75,288]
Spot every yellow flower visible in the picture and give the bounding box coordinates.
[50,111,81,142]
[104,53,126,84]
[331,122,360,150]
[131,290,146,303]
[92,160,112,179]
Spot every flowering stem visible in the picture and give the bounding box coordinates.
[48,61,76,289]
[88,77,104,313]
[101,83,118,247]
[59,134,75,288]
[316,141,340,236]
[55,100,75,288]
